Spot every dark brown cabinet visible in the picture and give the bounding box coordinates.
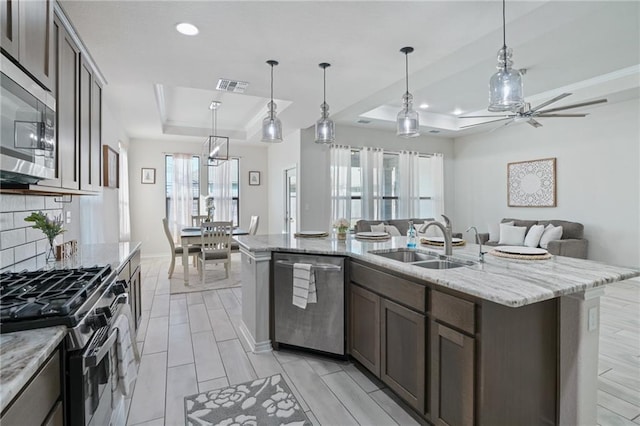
[349,284,380,376]
[430,322,474,426]
[1,0,54,90]
[381,298,426,413]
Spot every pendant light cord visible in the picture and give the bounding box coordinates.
[323,67,327,105]
[405,52,409,95]
[502,0,507,71]
[270,64,274,119]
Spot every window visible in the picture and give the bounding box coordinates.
[165,155,200,219]
[207,158,240,226]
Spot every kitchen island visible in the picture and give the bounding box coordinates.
[235,234,638,426]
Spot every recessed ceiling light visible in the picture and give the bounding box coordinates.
[453,108,463,115]
[419,103,429,109]
[176,23,199,36]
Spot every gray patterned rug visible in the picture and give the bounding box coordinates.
[184,374,311,426]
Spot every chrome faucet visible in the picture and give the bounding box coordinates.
[466,226,485,263]
[419,214,453,256]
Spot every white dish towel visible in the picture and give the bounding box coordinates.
[292,263,317,309]
[112,304,140,397]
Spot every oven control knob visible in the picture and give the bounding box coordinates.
[87,313,108,330]
[95,306,112,319]
[111,281,127,295]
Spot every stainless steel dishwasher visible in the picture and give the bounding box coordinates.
[273,252,345,355]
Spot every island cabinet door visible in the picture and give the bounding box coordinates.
[380,298,426,413]
[430,321,474,426]
[349,283,381,377]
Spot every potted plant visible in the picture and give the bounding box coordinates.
[333,218,350,241]
[25,211,65,262]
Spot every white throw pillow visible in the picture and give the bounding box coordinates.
[539,224,563,249]
[489,221,514,242]
[384,225,401,236]
[524,224,545,248]
[498,224,527,246]
[370,223,386,233]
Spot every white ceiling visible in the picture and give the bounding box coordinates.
[59,1,640,144]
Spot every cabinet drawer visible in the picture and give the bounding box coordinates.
[431,290,475,335]
[2,350,61,426]
[351,262,426,312]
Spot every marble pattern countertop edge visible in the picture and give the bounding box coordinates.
[235,234,639,307]
[0,326,67,413]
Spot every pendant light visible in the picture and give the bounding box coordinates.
[397,47,420,138]
[315,62,335,144]
[261,60,283,143]
[488,0,524,112]
[206,101,229,166]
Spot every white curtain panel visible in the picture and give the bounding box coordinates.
[329,144,352,227]
[118,140,131,241]
[361,147,384,220]
[398,150,421,218]
[429,153,445,218]
[170,153,194,238]
[211,160,233,222]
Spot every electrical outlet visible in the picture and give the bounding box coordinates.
[588,307,598,332]
[66,211,71,224]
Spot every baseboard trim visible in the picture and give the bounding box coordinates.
[239,320,272,353]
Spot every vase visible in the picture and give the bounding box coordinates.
[337,232,347,241]
[46,237,56,263]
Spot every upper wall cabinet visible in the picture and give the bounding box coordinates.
[1,0,55,91]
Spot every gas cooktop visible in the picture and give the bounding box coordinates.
[0,265,113,332]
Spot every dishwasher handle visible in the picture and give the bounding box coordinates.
[274,260,342,272]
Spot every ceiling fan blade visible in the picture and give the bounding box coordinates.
[535,113,588,117]
[488,119,516,133]
[527,118,543,128]
[530,93,572,112]
[459,117,512,129]
[459,115,513,119]
[539,98,607,114]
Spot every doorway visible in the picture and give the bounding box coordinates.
[284,167,297,234]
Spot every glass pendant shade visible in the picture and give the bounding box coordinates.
[397,47,420,138]
[397,93,420,137]
[488,47,524,112]
[315,63,335,144]
[261,60,283,143]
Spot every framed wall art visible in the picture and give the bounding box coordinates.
[507,157,556,207]
[103,145,119,188]
[249,171,261,186]
[141,168,156,184]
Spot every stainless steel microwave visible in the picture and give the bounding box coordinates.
[0,56,56,184]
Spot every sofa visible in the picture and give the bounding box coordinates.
[355,218,463,238]
[477,218,588,259]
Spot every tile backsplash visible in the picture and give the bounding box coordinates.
[0,194,65,272]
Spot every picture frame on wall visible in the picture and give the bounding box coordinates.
[141,168,156,184]
[507,157,557,207]
[249,171,260,186]
[103,145,119,188]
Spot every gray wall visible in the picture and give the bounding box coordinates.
[298,124,456,231]
[452,98,640,267]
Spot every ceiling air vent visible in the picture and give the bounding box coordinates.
[357,119,371,124]
[216,79,249,94]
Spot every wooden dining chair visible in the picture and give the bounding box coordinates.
[197,221,232,282]
[248,215,260,235]
[162,218,200,278]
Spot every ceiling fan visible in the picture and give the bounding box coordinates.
[460,93,608,129]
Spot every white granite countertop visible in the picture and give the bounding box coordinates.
[0,326,67,412]
[235,234,639,307]
[47,241,142,274]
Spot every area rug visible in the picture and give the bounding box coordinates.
[170,253,242,294]
[184,374,311,426]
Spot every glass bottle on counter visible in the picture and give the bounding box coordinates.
[407,221,417,248]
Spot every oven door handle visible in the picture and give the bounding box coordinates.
[83,327,117,369]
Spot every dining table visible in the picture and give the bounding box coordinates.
[180,227,248,283]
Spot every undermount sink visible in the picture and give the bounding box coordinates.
[369,248,475,270]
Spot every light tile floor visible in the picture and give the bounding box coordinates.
[126,257,640,425]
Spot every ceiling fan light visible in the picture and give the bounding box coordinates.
[261,60,283,143]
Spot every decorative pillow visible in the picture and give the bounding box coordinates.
[498,224,527,246]
[488,221,513,242]
[539,224,563,249]
[524,224,545,248]
[384,225,401,236]
[370,223,386,233]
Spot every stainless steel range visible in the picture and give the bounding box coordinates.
[0,265,129,426]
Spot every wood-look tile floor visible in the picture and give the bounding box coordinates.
[125,257,640,426]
